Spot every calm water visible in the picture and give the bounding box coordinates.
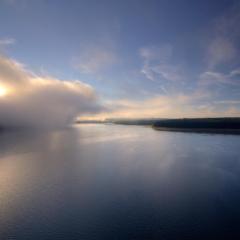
[0,124,240,240]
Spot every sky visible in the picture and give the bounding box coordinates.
[0,0,240,124]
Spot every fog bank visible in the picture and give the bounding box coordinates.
[0,55,102,128]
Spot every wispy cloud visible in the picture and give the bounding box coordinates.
[199,69,240,86]
[214,100,240,105]
[74,46,117,75]
[207,37,236,68]
[229,68,240,77]
[82,88,240,120]
[140,45,172,63]
[206,3,240,69]
[140,44,183,82]
[0,38,15,46]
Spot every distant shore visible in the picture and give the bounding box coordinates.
[76,117,240,135]
[152,127,240,135]
[152,118,240,134]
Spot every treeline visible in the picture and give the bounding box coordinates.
[153,118,240,129]
[76,120,104,124]
[75,117,240,133]
[106,118,164,125]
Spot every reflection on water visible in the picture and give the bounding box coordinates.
[0,124,240,239]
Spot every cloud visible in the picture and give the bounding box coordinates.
[207,37,236,68]
[199,71,229,85]
[214,100,240,105]
[140,44,183,82]
[140,45,172,62]
[145,64,183,82]
[0,38,15,46]
[75,47,117,74]
[0,55,102,128]
[81,88,240,120]
[229,68,240,77]
[141,62,182,82]
[206,3,240,68]
[199,69,240,86]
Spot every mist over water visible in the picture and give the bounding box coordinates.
[0,124,240,239]
[0,55,102,128]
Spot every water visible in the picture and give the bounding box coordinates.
[0,124,240,239]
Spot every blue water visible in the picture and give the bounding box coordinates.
[0,124,240,239]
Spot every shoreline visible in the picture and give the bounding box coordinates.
[152,127,240,135]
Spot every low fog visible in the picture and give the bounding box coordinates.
[0,55,102,128]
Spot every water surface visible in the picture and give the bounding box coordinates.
[0,124,240,239]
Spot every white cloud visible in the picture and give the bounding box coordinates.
[214,100,240,105]
[0,38,15,46]
[151,64,182,81]
[199,69,240,86]
[0,55,102,128]
[140,44,183,82]
[230,68,240,77]
[81,89,240,120]
[199,71,228,85]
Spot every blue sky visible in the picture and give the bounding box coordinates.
[0,0,240,119]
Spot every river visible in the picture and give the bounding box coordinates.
[0,124,240,239]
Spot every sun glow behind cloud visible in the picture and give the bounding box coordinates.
[0,86,8,97]
[0,55,103,127]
